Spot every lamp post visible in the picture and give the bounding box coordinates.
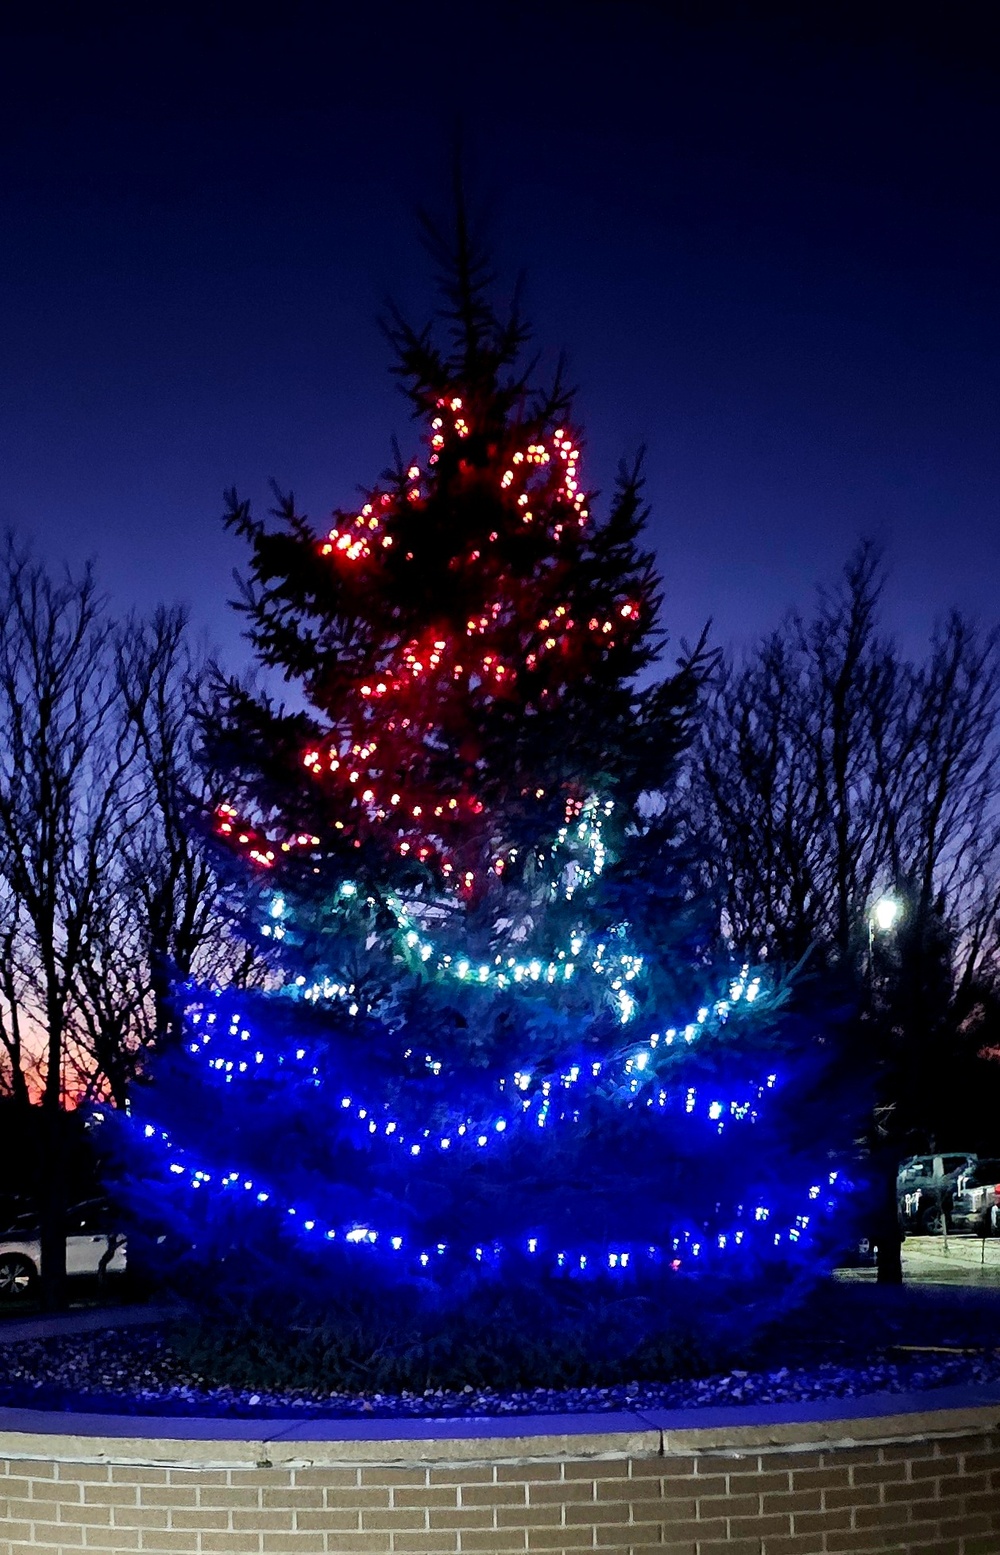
[867,892,905,1282]
[864,895,902,976]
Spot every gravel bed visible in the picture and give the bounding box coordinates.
[1,1326,999,1420]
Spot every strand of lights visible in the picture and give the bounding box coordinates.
[241,792,657,1022]
[141,1117,845,1277]
[182,968,769,1162]
[221,396,644,896]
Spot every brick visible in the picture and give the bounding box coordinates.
[139,1534,207,1552]
[0,1524,33,1545]
[658,1540,696,1555]
[296,1507,364,1531]
[884,1476,928,1502]
[526,1529,595,1550]
[963,1448,1000,1475]
[910,1455,951,1480]
[461,1483,527,1507]
[265,1537,352,1554]
[698,1542,764,1555]
[262,1486,324,1509]
[198,1535,261,1553]
[564,1498,633,1527]
[791,1505,855,1535]
[729,1513,793,1539]
[167,1506,232,1530]
[139,1485,200,1508]
[757,1535,824,1555]
[323,1535,418,1553]
[963,1488,1000,1516]
[617,1477,664,1504]
[231,1508,297,1531]
[730,1471,790,1495]
[647,1456,695,1478]
[84,1484,140,1506]
[393,1485,461,1509]
[557,1464,599,1483]
[81,1529,139,1550]
[824,1533,899,1553]
[28,1521,83,1545]
[881,1442,931,1462]
[940,1512,995,1538]
[429,1506,494,1530]
[292,1468,360,1488]
[852,1503,913,1531]
[459,1532,528,1553]
[429,1467,495,1486]
[852,1462,907,1486]
[760,1453,824,1473]
[0,1496,34,1519]
[527,1482,584,1505]
[822,1482,880,1510]
[597,1527,662,1550]
[33,1478,81,1502]
[499,1502,561,1527]
[761,1489,823,1514]
[1,1475,34,1498]
[391,1536,462,1554]
[118,1468,172,1486]
[943,1434,994,1456]
[652,1494,696,1520]
[110,1507,172,1529]
[695,1492,758,1518]
[940,1470,990,1498]
[679,1473,727,1497]
[640,1517,718,1545]
[325,1486,392,1509]
[360,1467,428,1487]
[360,1506,432,1530]
[70,1501,117,1526]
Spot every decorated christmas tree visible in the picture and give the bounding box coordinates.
[123,219,859,1385]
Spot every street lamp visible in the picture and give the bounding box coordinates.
[868,893,902,980]
[872,895,902,934]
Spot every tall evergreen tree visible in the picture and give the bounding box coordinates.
[124,218,858,1383]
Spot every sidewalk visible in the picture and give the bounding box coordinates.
[0,1302,184,1344]
[837,1233,1000,1285]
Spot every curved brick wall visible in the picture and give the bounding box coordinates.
[1,1397,999,1554]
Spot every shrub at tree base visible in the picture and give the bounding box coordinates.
[115,216,865,1389]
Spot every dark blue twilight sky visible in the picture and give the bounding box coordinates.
[1,4,997,672]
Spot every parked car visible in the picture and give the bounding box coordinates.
[0,1198,127,1299]
[896,1152,979,1233]
[950,1159,1000,1235]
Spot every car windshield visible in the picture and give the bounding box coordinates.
[970,1161,1000,1185]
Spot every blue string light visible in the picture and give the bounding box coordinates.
[142,1118,845,1276]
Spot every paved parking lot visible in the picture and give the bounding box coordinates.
[838,1232,1000,1285]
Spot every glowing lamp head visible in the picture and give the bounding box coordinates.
[872,895,902,932]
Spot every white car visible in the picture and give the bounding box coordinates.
[0,1199,127,1299]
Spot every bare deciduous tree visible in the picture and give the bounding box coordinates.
[688,543,1000,1281]
[691,543,1000,989]
[0,539,144,1303]
[0,545,251,1305]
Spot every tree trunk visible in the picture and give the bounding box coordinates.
[872,1145,903,1285]
[38,1100,68,1312]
